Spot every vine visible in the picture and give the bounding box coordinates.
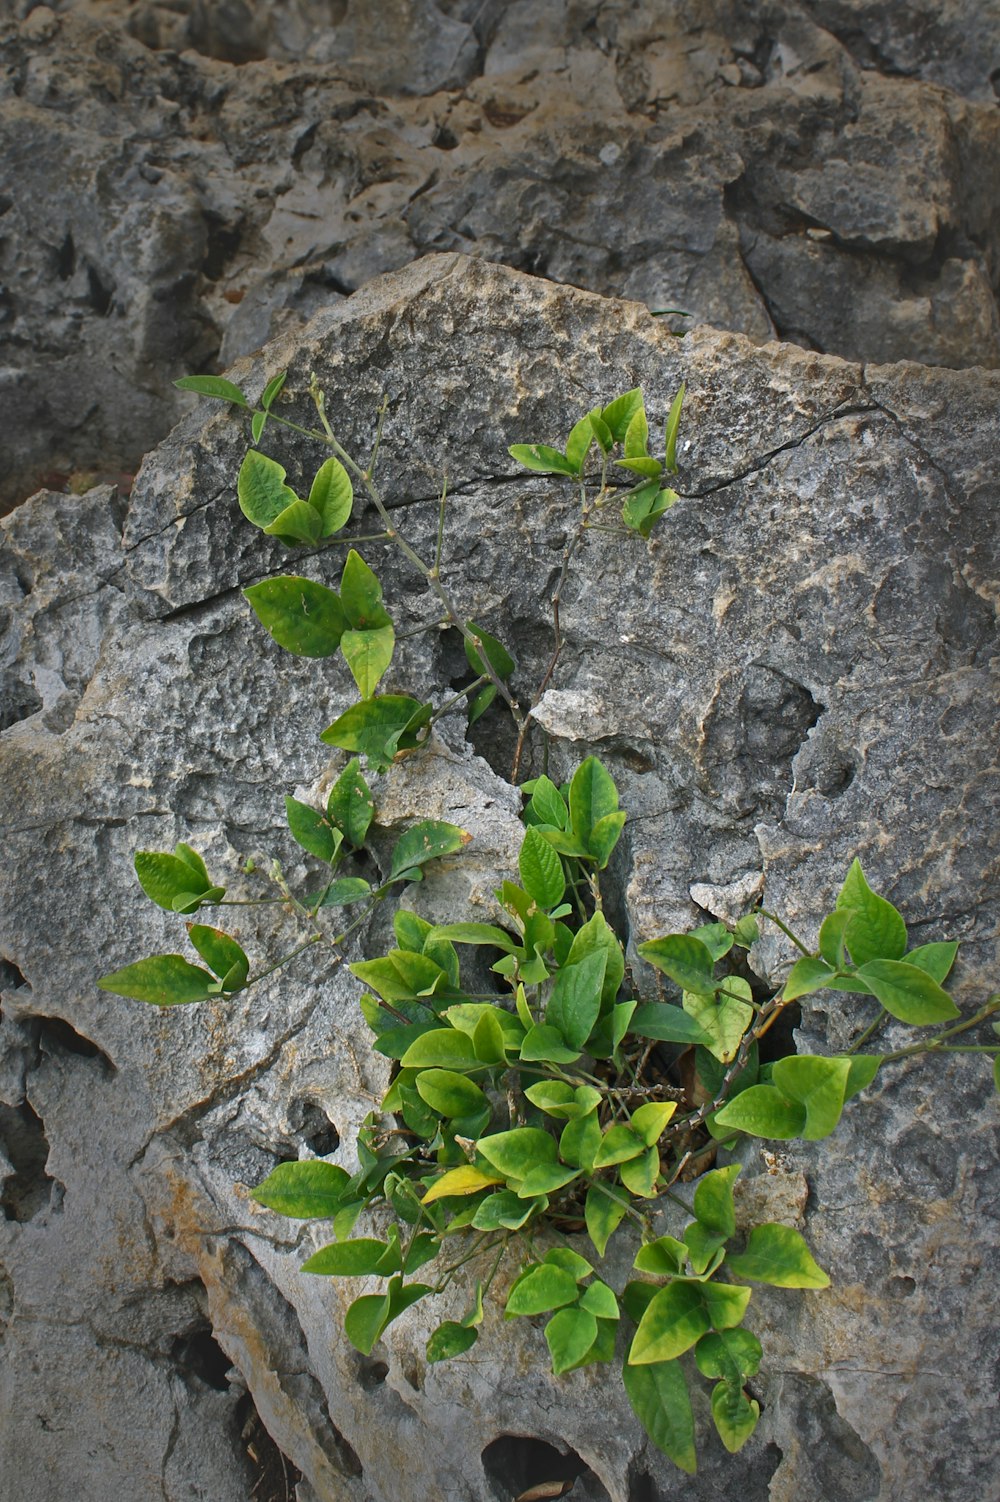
[99,371,999,1474]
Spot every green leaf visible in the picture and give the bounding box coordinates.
[905,941,959,984]
[634,1236,687,1277]
[414,1069,488,1119]
[700,1281,751,1329]
[316,877,371,907]
[856,959,959,1025]
[546,952,606,1050]
[321,695,430,771]
[587,810,628,868]
[727,1223,829,1288]
[244,575,347,658]
[186,925,249,989]
[818,909,851,967]
[629,1003,713,1046]
[684,980,753,1063]
[682,1221,726,1276]
[585,1183,626,1256]
[515,1164,581,1199]
[569,757,620,852]
[593,1124,644,1169]
[477,1128,556,1184]
[617,456,664,479]
[518,826,566,909]
[251,409,266,445]
[624,405,650,458]
[308,456,353,536]
[134,851,212,911]
[327,758,374,847]
[340,550,391,630]
[711,1382,760,1454]
[344,1292,391,1355]
[771,1056,851,1139]
[694,1328,762,1382]
[601,388,644,444]
[783,955,837,1002]
[260,370,287,409]
[638,934,717,996]
[623,1359,697,1475]
[341,624,395,698]
[528,775,569,830]
[427,1321,478,1363]
[505,1264,580,1317]
[472,1009,507,1064]
[508,443,579,476]
[629,1282,711,1365]
[844,1053,882,1101]
[237,450,300,529]
[693,1163,740,1237]
[251,1161,350,1219]
[174,374,248,406]
[837,860,908,965]
[712,1085,807,1140]
[559,1109,603,1172]
[390,821,469,879]
[664,384,685,472]
[631,1101,678,1147]
[262,498,323,544]
[579,1279,619,1320]
[301,1237,395,1276]
[354,946,452,1002]
[464,623,516,681]
[589,409,614,452]
[545,1306,598,1374]
[431,923,519,954]
[564,413,595,473]
[98,954,218,1005]
[399,1030,479,1070]
[732,914,760,948]
[471,1190,544,1231]
[620,1144,661,1198]
[518,1024,581,1064]
[285,796,340,862]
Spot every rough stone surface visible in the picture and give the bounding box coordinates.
[2,255,997,1500]
[3,0,1000,506]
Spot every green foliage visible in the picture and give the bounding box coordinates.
[104,375,998,1476]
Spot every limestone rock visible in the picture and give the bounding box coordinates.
[2,255,997,1500]
[3,1,999,508]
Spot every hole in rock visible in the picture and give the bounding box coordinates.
[482,1435,610,1502]
[290,1099,339,1158]
[203,215,245,282]
[55,231,76,280]
[0,1100,59,1222]
[355,1357,389,1391]
[0,675,43,732]
[85,264,113,316]
[37,1015,116,1073]
[433,124,459,150]
[0,958,28,997]
[236,1390,304,1502]
[170,1319,233,1392]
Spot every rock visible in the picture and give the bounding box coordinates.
[2,255,998,1500]
[3,1,1000,507]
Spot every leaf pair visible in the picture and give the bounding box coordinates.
[246,549,394,697]
[238,449,353,546]
[98,923,250,1005]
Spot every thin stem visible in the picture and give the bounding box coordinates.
[366,395,389,478]
[395,614,449,641]
[756,908,813,957]
[429,675,489,726]
[879,996,1000,1062]
[434,476,448,576]
[248,933,322,988]
[847,1008,889,1054]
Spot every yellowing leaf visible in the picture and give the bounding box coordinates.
[421,1166,504,1204]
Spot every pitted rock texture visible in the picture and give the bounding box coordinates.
[3,0,1000,507]
[1,255,997,1500]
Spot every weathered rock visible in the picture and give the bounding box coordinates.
[2,255,997,1500]
[3,0,999,507]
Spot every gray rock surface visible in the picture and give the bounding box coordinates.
[3,0,999,506]
[2,254,998,1500]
